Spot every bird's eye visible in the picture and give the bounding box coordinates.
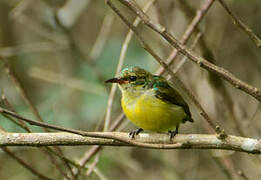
[128,76,137,81]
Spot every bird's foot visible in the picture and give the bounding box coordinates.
[168,126,179,140]
[129,128,143,139]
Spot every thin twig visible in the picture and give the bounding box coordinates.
[78,146,103,169]
[116,0,261,102]
[219,156,246,180]
[80,113,125,168]
[55,7,111,85]
[9,0,33,18]
[179,33,247,179]
[10,12,65,45]
[212,156,233,180]
[1,94,32,132]
[0,58,47,127]
[28,67,106,96]
[86,152,101,176]
[218,0,261,48]
[198,36,247,137]
[175,2,249,179]
[0,97,74,179]
[89,10,115,61]
[91,9,116,130]
[1,147,53,180]
[176,0,246,138]
[0,57,73,179]
[172,32,202,74]
[72,113,125,177]
[156,0,215,75]
[0,42,67,57]
[46,147,108,180]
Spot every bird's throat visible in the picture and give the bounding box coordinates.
[121,89,144,102]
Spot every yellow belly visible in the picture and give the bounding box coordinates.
[121,91,186,132]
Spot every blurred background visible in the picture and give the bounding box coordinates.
[0,0,261,179]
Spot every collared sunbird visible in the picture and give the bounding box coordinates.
[105,66,193,139]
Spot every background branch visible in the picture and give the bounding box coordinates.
[116,0,261,102]
[218,0,261,48]
[1,147,53,180]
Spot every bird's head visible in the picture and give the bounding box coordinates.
[105,66,154,92]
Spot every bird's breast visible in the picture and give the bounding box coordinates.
[121,90,186,132]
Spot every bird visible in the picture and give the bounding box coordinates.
[105,66,193,139]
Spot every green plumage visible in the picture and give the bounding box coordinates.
[152,75,194,123]
[105,66,193,138]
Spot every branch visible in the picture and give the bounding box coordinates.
[1,107,260,154]
[0,59,76,178]
[1,147,53,180]
[218,0,261,48]
[115,0,261,102]
[0,132,260,154]
[0,57,48,129]
[156,0,214,75]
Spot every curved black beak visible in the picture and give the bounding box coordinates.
[105,78,128,84]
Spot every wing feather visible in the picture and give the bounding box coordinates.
[152,75,193,123]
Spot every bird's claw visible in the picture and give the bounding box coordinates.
[168,126,179,140]
[129,128,143,139]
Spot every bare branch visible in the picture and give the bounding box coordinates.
[115,0,261,102]
[89,10,115,61]
[28,67,106,96]
[1,147,53,180]
[73,113,125,177]
[1,107,260,154]
[173,32,202,74]
[156,0,214,75]
[1,94,32,132]
[1,95,74,178]
[0,58,48,128]
[0,58,74,178]
[0,132,260,154]
[218,0,261,48]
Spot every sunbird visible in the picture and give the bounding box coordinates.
[105,66,193,139]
